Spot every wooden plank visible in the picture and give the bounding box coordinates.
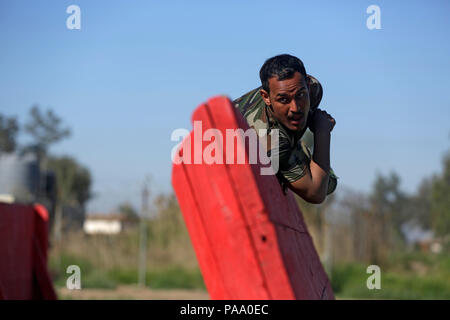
[188,102,270,299]
[172,133,223,299]
[0,203,34,299]
[205,97,295,298]
[0,203,56,300]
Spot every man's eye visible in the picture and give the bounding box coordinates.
[296,92,306,99]
[279,98,288,104]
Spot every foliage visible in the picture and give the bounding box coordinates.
[0,114,19,152]
[23,105,70,158]
[331,252,450,299]
[118,202,139,221]
[49,192,201,290]
[145,266,205,289]
[47,155,92,207]
[431,152,450,237]
[370,172,409,238]
[407,177,433,230]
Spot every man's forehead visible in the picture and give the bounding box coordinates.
[269,72,307,95]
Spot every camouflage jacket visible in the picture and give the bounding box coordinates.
[233,75,338,195]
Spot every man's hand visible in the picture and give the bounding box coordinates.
[308,108,336,134]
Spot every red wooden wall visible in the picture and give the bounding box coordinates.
[172,96,334,299]
[0,203,57,300]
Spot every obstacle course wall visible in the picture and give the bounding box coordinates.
[172,96,334,299]
[0,203,57,300]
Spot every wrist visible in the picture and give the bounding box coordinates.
[314,130,331,139]
[312,131,331,172]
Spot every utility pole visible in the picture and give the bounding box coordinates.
[138,180,149,287]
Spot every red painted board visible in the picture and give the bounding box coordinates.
[171,96,334,300]
[0,203,34,299]
[0,203,57,300]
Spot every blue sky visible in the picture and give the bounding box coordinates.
[1,0,449,212]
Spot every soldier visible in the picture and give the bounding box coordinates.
[234,54,338,204]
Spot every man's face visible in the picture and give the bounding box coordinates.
[260,71,310,132]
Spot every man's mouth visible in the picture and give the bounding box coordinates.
[289,114,303,124]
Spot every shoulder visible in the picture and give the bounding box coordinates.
[233,87,263,116]
[307,74,323,110]
[233,87,268,131]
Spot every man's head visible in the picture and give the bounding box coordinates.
[259,54,310,132]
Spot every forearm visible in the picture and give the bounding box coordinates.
[313,131,331,172]
[310,131,331,201]
[289,107,336,204]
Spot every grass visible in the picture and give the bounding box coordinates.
[50,252,206,290]
[330,252,450,299]
[49,225,206,291]
[51,263,205,291]
[146,266,205,289]
[48,209,449,299]
[52,245,450,299]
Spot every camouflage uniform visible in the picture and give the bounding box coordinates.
[233,75,338,195]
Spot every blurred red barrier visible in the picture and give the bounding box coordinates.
[0,203,57,300]
[172,96,334,300]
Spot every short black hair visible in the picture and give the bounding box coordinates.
[259,54,307,93]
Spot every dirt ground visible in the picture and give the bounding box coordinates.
[57,286,210,300]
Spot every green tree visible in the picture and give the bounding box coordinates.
[24,105,70,158]
[47,156,92,242]
[370,172,411,237]
[408,177,433,230]
[430,151,450,237]
[23,105,72,242]
[118,202,139,221]
[368,172,412,263]
[0,114,19,153]
[47,156,92,208]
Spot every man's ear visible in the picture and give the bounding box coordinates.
[260,89,271,107]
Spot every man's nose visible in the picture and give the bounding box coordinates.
[289,101,301,114]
